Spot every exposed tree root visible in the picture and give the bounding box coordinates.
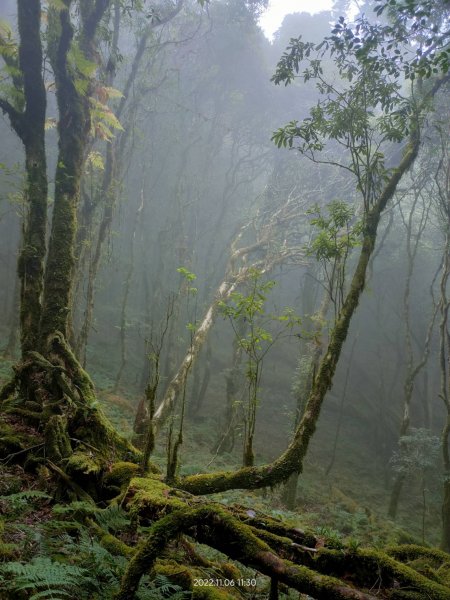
[2,333,450,600]
[2,390,450,600]
[0,332,139,494]
[116,505,376,600]
[111,476,450,600]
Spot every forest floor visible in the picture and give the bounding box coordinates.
[0,357,446,599]
[91,381,439,551]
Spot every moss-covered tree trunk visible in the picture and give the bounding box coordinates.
[0,0,143,485]
[3,270,20,358]
[17,0,48,354]
[39,2,97,343]
[177,121,423,496]
[0,0,48,354]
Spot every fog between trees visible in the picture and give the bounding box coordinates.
[1,1,450,599]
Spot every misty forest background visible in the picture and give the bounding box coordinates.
[0,1,450,599]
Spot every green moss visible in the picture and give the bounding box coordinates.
[220,563,240,581]
[44,415,71,463]
[71,405,140,465]
[180,470,248,495]
[154,561,239,598]
[407,558,440,582]
[52,500,99,522]
[388,544,450,565]
[11,407,42,423]
[314,547,450,599]
[436,563,450,587]
[0,420,42,464]
[100,532,135,557]
[104,462,140,488]
[83,516,135,558]
[155,560,194,589]
[0,541,19,559]
[66,451,102,476]
[124,477,186,521]
[116,508,196,600]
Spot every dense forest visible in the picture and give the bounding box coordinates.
[1,0,450,598]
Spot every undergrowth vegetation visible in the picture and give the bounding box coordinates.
[0,489,190,599]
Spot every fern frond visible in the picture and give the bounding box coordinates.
[94,504,130,532]
[0,557,87,596]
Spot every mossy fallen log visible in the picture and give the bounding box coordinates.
[116,505,377,600]
[115,476,450,600]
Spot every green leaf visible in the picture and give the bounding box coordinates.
[176,267,197,281]
[86,150,105,171]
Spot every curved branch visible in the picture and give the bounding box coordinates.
[177,104,423,497]
[116,479,450,600]
[0,97,24,138]
[116,505,378,600]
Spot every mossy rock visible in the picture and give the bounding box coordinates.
[65,451,102,477]
[103,461,140,488]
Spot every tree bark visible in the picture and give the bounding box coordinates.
[0,1,48,354]
[40,1,110,343]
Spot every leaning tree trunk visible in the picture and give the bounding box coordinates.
[152,250,291,433]
[152,186,308,433]
[176,117,424,496]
